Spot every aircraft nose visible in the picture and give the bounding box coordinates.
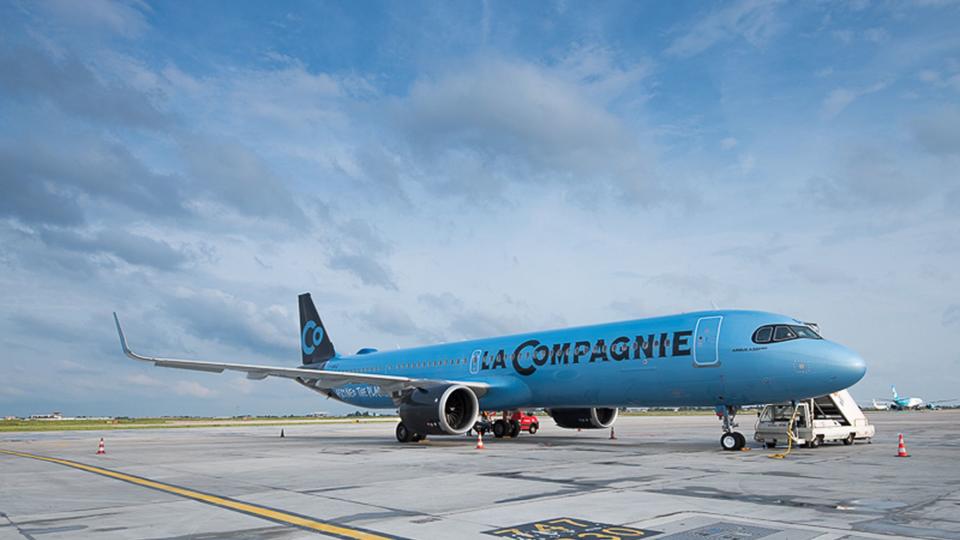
[830,343,867,387]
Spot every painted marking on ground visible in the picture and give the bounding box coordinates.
[486,517,660,539]
[0,448,402,540]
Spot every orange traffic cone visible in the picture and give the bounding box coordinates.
[896,433,909,457]
[476,431,485,450]
[609,427,617,440]
[96,438,105,455]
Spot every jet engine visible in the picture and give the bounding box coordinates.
[398,384,480,435]
[548,407,619,429]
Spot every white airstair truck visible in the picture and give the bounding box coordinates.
[754,389,875,448]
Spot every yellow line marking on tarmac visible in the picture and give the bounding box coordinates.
[0,449,399,540]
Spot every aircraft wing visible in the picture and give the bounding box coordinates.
[113,313,488,398]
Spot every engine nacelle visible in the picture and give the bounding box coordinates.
[548,407,619,429]
[398,384,479,435]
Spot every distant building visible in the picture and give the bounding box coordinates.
[30,411,63,420]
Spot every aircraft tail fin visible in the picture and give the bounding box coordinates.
[299,293,335,366]
[891,385,898,399]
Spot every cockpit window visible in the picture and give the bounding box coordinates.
[752,324,822,344]
[773,326,797,341]
[753,326,773,343]
[791,325,822,339]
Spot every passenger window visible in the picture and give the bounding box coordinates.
[773,326,797,342]
[754,326,773,343]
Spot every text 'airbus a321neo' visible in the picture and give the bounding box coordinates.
[113,293,867,450]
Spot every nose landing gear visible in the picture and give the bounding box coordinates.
[717,405,746,451]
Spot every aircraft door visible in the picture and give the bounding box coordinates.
[469,349,482,375]
[693,316,723,367]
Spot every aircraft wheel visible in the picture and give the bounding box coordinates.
[396,422,414,443]
[528,423,538,435]
[733,432,746,449]
[843,433,855,445]
[721,432,741,451]
[492,420,507,438]
[509,420,521,438]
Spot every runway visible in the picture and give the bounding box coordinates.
[2,412,959,539]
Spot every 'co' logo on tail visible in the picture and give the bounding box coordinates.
[301,320,324,355]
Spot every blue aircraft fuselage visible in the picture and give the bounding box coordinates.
[311,310,866,411]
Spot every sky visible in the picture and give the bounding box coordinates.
[1,0,958,417]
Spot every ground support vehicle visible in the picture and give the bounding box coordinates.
[754,389,875,448]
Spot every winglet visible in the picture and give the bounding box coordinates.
[113,312,147,362]
[113,312,130,354]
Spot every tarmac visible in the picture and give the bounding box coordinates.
[2,411,959,540]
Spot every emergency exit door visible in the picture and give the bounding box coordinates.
[693,316,722,366]
[469,350,482,374]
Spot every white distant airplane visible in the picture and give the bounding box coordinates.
[871,399,889,411]
[873,386,959,410]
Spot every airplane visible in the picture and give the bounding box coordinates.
[871,399,889,411]
[889,385,924,410]
[874,386,958,410]
[113,293,867,451]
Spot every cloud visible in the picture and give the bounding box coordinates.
[391,55,657,201]
[174,380,216,398]
[911,107,960,156]
[944,305,960,326]
[807,147,931,209]
[0,45,171,129]
[0,167,85,226]
[357,305,429,340]
[38,0,151,38]
[789,264,856,285]
[713,240,788,264]
[165,289,293,358]
[339,218,392,255]
[417,292,526,340]
[665,0,782,58]
[864,28,889,43]
[37,228,191,271]
[125,373,163,387]
[179,139,307,225]
[0,138,189,225]
[820,81,889,119]
[328,251,397,290]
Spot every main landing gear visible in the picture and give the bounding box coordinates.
[395,422,424,443]
[717,405,746,451]
[492,418,521,439]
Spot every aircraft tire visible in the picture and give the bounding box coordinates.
[493,420,507,438]
[720,432,740,451]
[733,432,746,449]
[396,422,414,443]
[509,420,521,438]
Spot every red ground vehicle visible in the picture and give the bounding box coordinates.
[511,411,539,435]
[468,411,540,438]
[490,411,539,438]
